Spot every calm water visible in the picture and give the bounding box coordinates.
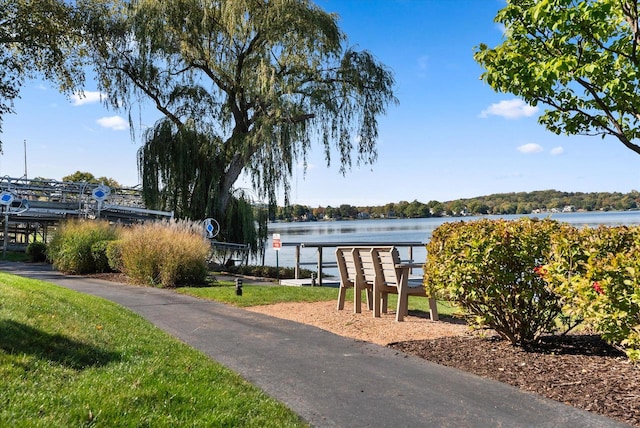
[255,211,640,274]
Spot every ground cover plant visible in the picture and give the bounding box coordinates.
[0,273,306,427]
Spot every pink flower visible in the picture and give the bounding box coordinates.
[592,281,604,295]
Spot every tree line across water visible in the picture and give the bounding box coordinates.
[274,189,640,221]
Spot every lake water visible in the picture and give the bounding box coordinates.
[255,211,640,275]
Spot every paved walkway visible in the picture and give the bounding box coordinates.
[0,262,629,428]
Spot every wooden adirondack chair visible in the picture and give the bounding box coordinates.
[335,247,373,313]
[363,247,439,322]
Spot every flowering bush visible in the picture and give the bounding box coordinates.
[424,217,563,346]
[544,225,640,360]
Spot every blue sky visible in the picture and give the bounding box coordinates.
[2,0,639,207]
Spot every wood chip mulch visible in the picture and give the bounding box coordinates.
[389,334,640,427]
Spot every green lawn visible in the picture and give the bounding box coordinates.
[179,281,460,317]
[0,273,306,428]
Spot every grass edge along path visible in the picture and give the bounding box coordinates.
[178,282,459,316]
[0,272,307,428]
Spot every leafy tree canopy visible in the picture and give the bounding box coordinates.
[0,0,86,142]
[62,171,121,188]
[474,0,640,155]
[84,0,398,220]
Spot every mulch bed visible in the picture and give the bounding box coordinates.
[389,334,640,427]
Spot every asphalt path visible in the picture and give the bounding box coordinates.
[0,261,630,427]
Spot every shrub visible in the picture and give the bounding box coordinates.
[106,240,124,272]
[544,225,640,360]
[26,241,48,263]
[47,220,121,274]
[118,220,210,287]
[216,264,315,280]
[91,240,112,273]
[424,217,563,346]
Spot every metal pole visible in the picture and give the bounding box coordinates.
[3,212,8,259]
[23,139,27,179]
[317,247,323,286]
[294,245,300,279]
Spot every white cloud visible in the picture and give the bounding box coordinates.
[550,146,564,155]
[479,99,538,119]
[97,116,129,131]
[517,143,544,154]
[71,91,104,106]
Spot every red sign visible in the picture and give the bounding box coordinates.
[272,233,281,250]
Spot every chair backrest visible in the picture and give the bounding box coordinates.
[354,247,398,287]
[335,247,358,287]
[370,247,401,287]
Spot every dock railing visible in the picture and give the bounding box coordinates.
[281,241,425,286]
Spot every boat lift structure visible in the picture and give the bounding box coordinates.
[0,176,173,252]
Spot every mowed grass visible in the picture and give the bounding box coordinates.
[0,273,306,428]
[179,282,460,317]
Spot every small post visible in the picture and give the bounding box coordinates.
[311,272,316,287]
[294,245,301,279]
[317,247,323,286]
[235,278,243,296]
[2,212,7,259]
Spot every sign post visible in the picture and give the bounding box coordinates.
[272,233,281,280]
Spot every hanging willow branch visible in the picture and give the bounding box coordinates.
[138,119,267,258]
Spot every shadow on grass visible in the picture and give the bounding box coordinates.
[407,309,467,325]
[0,320,121,370]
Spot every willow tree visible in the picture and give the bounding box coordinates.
[84,0,397,248]
[475,0,640,156]
[0,0,86,143]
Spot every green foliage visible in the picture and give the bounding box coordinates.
[474,0,640,155]
[424,217,563,346]
[105,239,123,272]
[25,241,47,263]
[118,221,210,287]
[47,220,120,274]
[220,265,316,280]
[274,189,640,220]
[61,170,121,188]
[544,225,640,360]
[87,0,396,251]
[0,0,86,142]
[90,240,111,273]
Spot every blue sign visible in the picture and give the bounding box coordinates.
[0,191,14,206]
[92,185,110,202]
